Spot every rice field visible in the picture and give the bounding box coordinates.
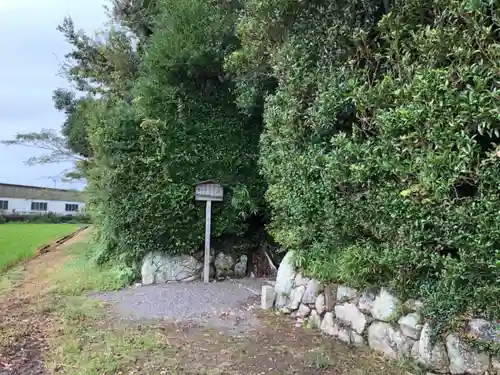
[0,224,80,272]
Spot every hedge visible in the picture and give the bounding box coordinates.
[230,0,500,338]
[85,0,266,270]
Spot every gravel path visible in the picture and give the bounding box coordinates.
[93,278,269,334]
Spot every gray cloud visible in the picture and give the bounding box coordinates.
[0,0,107,190]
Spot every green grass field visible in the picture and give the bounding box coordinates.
[0,224,81,272]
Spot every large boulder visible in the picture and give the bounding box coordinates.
[288,285,306,310]
[415,323,449,373]
[335,303,369,334]
[446,334,490,375]
[141,252,202,285]
[274,251,295,307]
[371,288,402,322]
[399,312,423,340]
[368,322,414,359]
[302,279,322,304]
[467,318,500,344]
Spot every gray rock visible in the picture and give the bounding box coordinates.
[337,285,359,303]
[467,319,500,344]
[404,299,424,312]
[351,331,365,346]
[399,312,423,340]
[234,254,248,277]
[335,323,352,344]
[214,252,236,277]
[327,322,365,346]
[358,291,376,313]
[368,321,414,359]
[320,312,335,336]
[446,334,490,375]
[275,293,290,308]
[315,293,326,315]
[141,252,202,285]
[294,273,310,287]
[274,251,295,307]
[371,288,402,322]
[416,323,449,373]
[297,303,311,318]
[324,284,335,311]
[335,303,368,334]
[261,285,275,310]
[492,357,500,373]
[302,279,321,304]
[288,285,306,310]
[411,340,419,359]
[309,309,322,329]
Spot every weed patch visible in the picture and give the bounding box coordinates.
[50,242,129,295]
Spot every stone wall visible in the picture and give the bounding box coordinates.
[141,251,248,285]
[262,252,499,375]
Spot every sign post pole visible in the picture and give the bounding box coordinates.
[195,180,223,284]
[203,200,212,284]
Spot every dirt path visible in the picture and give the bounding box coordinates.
[0,229,90,375]
[0,229,413,375]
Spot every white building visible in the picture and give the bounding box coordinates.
[0,183,85,216]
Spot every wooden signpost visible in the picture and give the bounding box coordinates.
[195,180,223,283]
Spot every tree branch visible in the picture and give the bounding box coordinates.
[1,129,87,165]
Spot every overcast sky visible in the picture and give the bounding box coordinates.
[0,0,107,190]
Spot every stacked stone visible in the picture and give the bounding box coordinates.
[262,251,499,375]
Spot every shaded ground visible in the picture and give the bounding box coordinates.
[0,229,415,375]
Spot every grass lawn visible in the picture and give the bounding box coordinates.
[0,223,81,272]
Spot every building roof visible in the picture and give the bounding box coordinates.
[0,183,84,202]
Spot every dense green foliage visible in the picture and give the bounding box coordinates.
[46,0,500,339]
[230,0,500,334]
[79,0,265,269]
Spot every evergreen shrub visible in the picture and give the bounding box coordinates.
[231,0,500,335]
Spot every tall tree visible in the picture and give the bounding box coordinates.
[53,88,93,159]
[84,0,267,270]
[57,16,139,97]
